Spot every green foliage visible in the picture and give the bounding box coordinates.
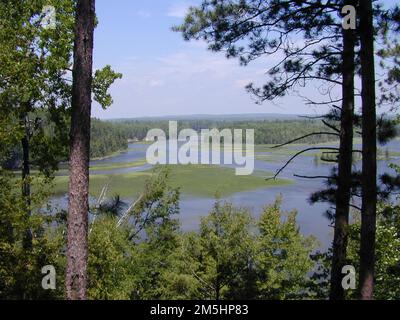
[309,200,400,300]
[156,198,317,300]
[0,114,23,165]
[0,0,75,175]
[0,170,65,299]
[0,0,122,174]
[255,198,317,299]
[93,65,123,109]
[378,5,400,107]
[346,203,400,300]
[88,217,133,300]
[86,167,181,300]
[79,183,318,300]
[2,117,129,167]
[0,164,323,300]
[181,202,256,300]
[90,119,128,158]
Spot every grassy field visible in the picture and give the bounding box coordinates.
[89,159,147,171]
[52,164,292,198]
[31,136,400,199]
[56,159,147,174]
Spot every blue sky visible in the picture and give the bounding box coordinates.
[92,0,398,119]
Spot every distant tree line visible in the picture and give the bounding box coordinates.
[1,117,128,169]
[107,118,350,145]
[91,117,354,158]
[3,118,352,170]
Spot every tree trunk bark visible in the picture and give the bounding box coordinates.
[359,0,377,300]
[329,0,356,300]
[20,111,33,250]
[66,0,95,300]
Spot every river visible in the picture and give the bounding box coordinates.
[52,140,400,249]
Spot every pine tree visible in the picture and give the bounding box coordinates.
[66,0,96,300]
[330,0,356,300]
[358,0,378,300]
[174,0,356,299]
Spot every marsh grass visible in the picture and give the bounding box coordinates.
[52,164,292,198]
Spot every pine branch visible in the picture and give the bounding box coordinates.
[272,132,339,149]
[267,147,340,180]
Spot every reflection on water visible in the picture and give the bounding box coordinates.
[52,140,400,249]
[90,143,149,165]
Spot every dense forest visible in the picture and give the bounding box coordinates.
[1,118,127,168]
[90,117,350,159]
[109,118,346,145]
[90,119,128,159]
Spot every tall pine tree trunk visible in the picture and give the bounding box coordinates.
[330,2,356,299]
[66,0,95,300]
[359,0,377,300]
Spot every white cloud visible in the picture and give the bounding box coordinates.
[155,52,241,80]
[93,42,324,118]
